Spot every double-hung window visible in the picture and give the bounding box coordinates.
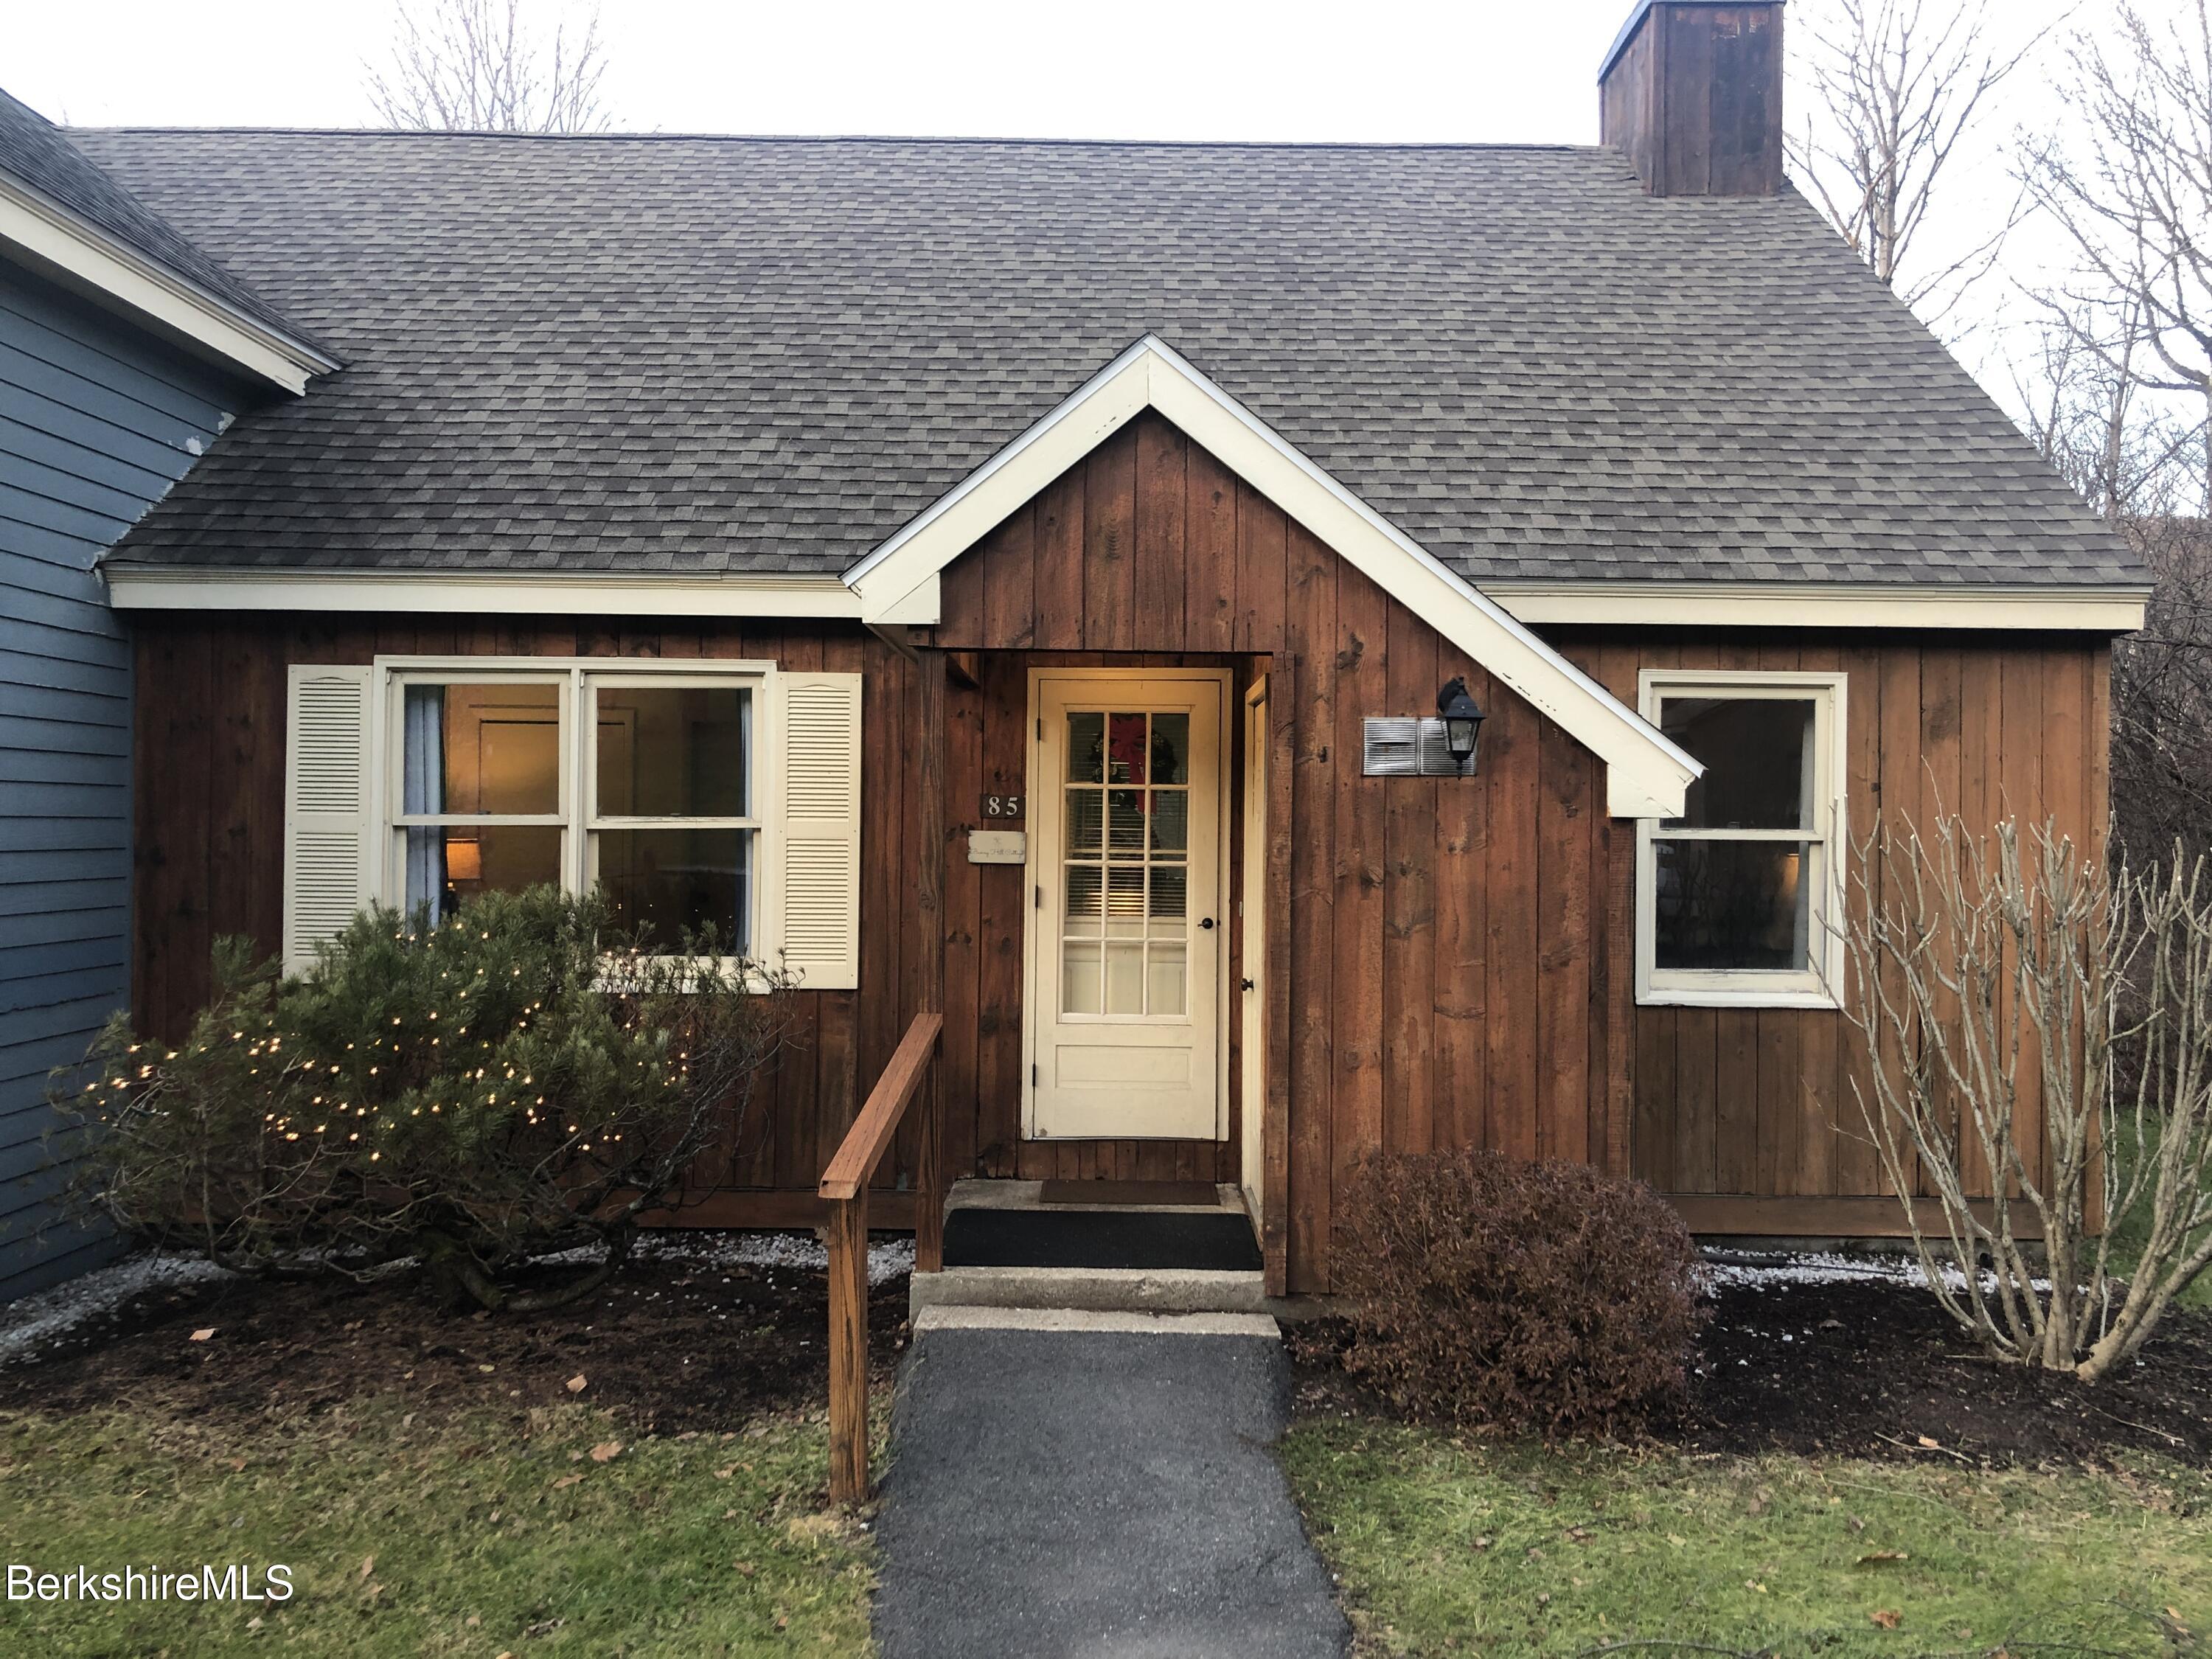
[1635,670,1846,1008]
[280,658,862,987]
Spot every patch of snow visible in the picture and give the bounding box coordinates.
[0,1253,234,1369]
[1703,1248,2051,1295]
[629,1231,914,1287]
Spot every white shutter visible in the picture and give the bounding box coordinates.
[774,672,863,990]
[284,666,376,975]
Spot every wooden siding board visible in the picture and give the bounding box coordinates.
[1080,425,1138,653]
[1284,523,1338,1290]
[1331,564,1389,1237]
[1382,599,1438,1155]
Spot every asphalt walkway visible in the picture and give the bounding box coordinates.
[871,1308,1350,1658]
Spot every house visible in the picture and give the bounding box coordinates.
[0,91,334,1300]
[32,0,2144,1301]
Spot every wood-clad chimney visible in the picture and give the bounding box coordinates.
[1599,1,1785,197]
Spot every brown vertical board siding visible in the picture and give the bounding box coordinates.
[941,670,984,1184]
[1284,523,1338,1290]
[1874,643,1924,1197]
[1483,670,1543,1163]
[1236,493,1290,656]
[1032,474,1085,651]
[1382,599,1439,1155]
[1955,644,2006,1197]
[1264,655,1297,1292]
[1834,640,1885,1196]
[1080,424,1138,652]
[1432,653,1489,1155]
[1916,641,1965,1200]
[1536,718,1593,1164]
[1330,563,1390,1237]
[974,653,1027,1175]
[1185,441,1240,653]
[1793,639,1845,1197]
[1133,419,1188,653]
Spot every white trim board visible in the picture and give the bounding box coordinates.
[0,175,338,394]
[103,568,866,619]
[846,334,1703,819]
[1486,580,2149,633]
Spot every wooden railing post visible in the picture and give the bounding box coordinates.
[826,1189,870,1506]
[818,1010,942,1506]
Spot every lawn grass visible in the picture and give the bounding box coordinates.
[0,1399,873,1655]
[1284,1417,2211,1657]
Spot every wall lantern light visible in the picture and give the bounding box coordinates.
[1437,677,1486,771]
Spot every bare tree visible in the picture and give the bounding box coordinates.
[367,0,611,134]
[2023,2,2212,513]
[1837,815,2212,1382]
[1790,0,2051,320]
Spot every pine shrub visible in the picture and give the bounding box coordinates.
[1321,1150,1707,1438]
[56,887,791,1311]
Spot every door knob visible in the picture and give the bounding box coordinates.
[1241,977,1256,991]
[1199,917,1216,930]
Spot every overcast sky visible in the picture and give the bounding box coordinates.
[7,0,2115,414]
[6,0,2078,146]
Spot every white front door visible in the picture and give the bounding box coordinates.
[1026,670,1226,1141]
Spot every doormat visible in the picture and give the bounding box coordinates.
[942,1207,1264,1273]
[1037,1180,1219,1207]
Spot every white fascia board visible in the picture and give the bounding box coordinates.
[0,177,338,395]
[849,335,1701,818]
[1486,580,2151,633]
[103,566,865,619]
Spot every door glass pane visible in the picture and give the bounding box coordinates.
[595,686,749,817]
[405,824,563,923]
[1150,714,1190,785]
[1106,866,1146,933]
[1067,712,1105,783]
[597,827,750,953]
[1065,864,1103,933]
[1661,698,1814,830]
[1065,789,1104,855]
[1104,941,1145,1015]
[1147,942,1188,1016]
[1653,839,1813,971]
[1149,863,1186,921]
[407,683,560,815]
[1107,713,1147,784]
[1107,789,1145,857]
[1062,940,1102,1015]
[1150,790,1188,853]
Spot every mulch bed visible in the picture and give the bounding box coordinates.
[1293,1276,2212,1470]
[0,1242,912,1435]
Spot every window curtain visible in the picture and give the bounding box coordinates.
[403,685,447,923]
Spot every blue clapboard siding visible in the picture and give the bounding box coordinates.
[0,265,251,1302]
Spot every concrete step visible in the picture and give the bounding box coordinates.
[909,1263,1271,1318]
[912,1305,1279,1338]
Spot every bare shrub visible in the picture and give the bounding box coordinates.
[1323,1150,1707,1439]
[1839,815,2212,1380]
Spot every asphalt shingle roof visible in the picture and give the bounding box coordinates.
[0,91,316,350]
[64,128,2138,588]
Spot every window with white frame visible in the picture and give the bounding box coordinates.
[279,658,863,987]
[391,669,758,952]
[1635,670,1846,1007]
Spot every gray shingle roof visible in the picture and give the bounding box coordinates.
[66,128,2138,587]
[0,91,318,351]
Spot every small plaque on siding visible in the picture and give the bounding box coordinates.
[968,830,1027,864]
[1363,717,1470,777]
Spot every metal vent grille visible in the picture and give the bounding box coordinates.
[1362,717,1470,777]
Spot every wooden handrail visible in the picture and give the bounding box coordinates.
[818,1012,942,1201]
[821,1009,942,1506]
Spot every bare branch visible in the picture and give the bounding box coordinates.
[366,0,611,134]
